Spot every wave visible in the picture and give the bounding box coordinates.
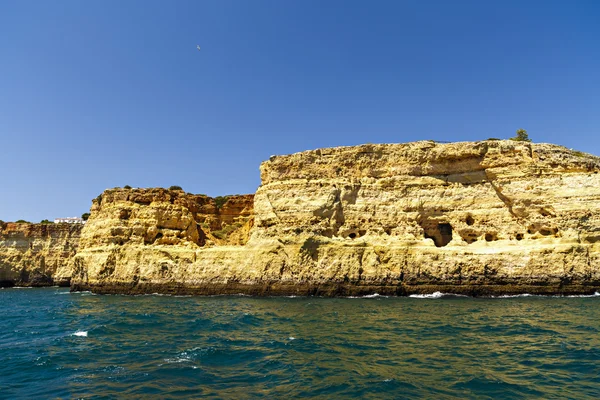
[494,292,600,298]
[72,331,88,337]
[409,291,469,299]
[348,293,388,299]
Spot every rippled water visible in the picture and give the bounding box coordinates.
[1,288,599,399]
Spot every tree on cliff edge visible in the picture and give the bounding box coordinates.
[511,129,532,142]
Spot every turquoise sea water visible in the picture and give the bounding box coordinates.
[1,288,599,399]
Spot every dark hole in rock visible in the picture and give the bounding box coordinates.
[438,224,452,246]
[466,215,474,226]
[485,233,497,242]
[384,228,392,235]
[348,232,357,239]
[527,228,535,234]
[424,223,453,247]
[462,233,477,244]
[516,233,524,241]
[539,228,557,236]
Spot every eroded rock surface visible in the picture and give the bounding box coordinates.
[0,222,82,287]
[71,140,600,296]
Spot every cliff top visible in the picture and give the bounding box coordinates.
[260,140,600,184]
[91,187,254,214]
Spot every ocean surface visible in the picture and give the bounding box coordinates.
[1,288,599,399]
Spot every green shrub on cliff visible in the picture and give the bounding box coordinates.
[169,185,183,191]
[510,129,532,142]
[212,222,242,239]
[214,196,230,209]
[124,185,132,189]
[15,219,30,224]
[40,219,54,224]
[81,213,91,221]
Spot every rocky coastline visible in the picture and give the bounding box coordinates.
[0,221,82,287]
[3,140,600,296]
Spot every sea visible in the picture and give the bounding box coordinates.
[1,287,599,399]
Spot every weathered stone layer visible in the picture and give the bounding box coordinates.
[71,140,600,296]
[0,222,82,287]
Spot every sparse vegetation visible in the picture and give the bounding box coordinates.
[15,220,30,224]
[169,185,183,191]
[510,129,532,142]
[124,185,132,189]
[95,194,103,204]
[214,196,230,209]
[487,138,501,141]
[40,219,54,224]
[212,222,242,239]
[81,213,91,221]
[571,150,585,158]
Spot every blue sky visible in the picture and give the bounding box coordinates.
[1,0,599,222]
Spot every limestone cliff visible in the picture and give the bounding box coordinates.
[71,140,600,296]
[0,222,82,286]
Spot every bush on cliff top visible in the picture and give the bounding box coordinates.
[510,129,532,142]
[169,185,183,191]
[40,219,54,224]
[15,219,30,224]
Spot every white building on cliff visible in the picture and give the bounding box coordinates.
[54,217,85,224]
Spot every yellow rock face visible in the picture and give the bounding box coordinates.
[71,140,600,296]
[0,222,82,286]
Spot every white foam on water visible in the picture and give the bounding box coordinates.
[494,292,600,298]
[409,291,445,299]
[164,354,192,364]
[12,287,33,289]
[494,294,535,298]
[347,293,388,299]
[72,331,88,337]
[565,292,600,298]
[288,337,296,340]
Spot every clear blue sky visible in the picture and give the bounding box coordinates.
[1,0,599,222]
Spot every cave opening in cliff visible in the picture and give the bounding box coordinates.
[437,223,453,246]
[422,221,453,247]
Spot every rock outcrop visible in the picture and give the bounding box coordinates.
[0,222,82,287]
[71,140,600,296]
